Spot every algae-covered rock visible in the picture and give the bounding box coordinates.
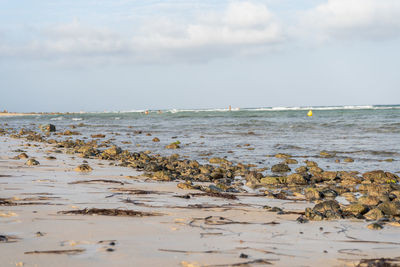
[75,164,93,172]
[39,124,56,132]
[260,176,281,185]
[103,146,122,157]
[304,187,322,201]
[166,141,180,149]
[287,173,307,185]
[343,203,369,216]
[284,158,298,165]
[271,163,291,173]
[378,201,400,216]
[367,223,383,230]
[364,208,384,220]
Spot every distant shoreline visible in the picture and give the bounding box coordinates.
[0,112,66,117]
[0,112,38,117]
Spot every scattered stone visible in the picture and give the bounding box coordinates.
[284,158,298,164]
[367,223,383,230]
[91,134,106,138]
[39,124,56,132]
[304,187,322,201]
[343,204,369,216]
[26,159,40,166]
[305,161,318,167]
[74,164,93,172]
[275,153,292,159]
[378,201,400,216]
[287,173,307,185]
[260,176,282,185]
[271,163,291,173]
[17,153,28,159]
[320,151,335,158]
[364,208,384,221]
[344,158,354,163]
[166,141,180,149]
[152,137,160,142]
[358,196,380,206]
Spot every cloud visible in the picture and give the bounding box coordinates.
[0,1,284,64]
[300,0,400,41]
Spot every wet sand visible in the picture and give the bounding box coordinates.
[1,136,400,267]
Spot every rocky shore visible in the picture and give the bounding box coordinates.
[1,122,400,266]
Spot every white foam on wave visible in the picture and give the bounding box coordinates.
[88,105,399,114]
[251,105,379,111]
[50,117,63,121]
[72,118,83,121]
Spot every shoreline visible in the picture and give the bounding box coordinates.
[1,123,400,266]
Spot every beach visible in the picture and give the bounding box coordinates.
[1,108,400,266]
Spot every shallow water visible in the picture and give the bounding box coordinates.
[1,105,400,173]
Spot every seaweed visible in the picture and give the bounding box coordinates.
[58,208,162,217]
[25,249,85,255]
[69,179,125,185]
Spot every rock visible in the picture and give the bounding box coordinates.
[309,166,323,174]
[295,166,308,173]
[26,159,40,166]
[209,157,229,164]
[358,196,380,206]
[343,204,369,216]
[74,164,93,172]
[177,182,195,190]
[153,171,173,181]
[305,200,343,221]
[320,151,335,158]
[39,124,56,132]
[103,146,122,157]
[321,171,338,180]
[305,208,324,221]
[364,208,384,220]
[260,176,281,185]
[305,188,323,201]
[306,161,318,167]
[152,137,160,142]
[321,188,338,199]
[91,134,106,138]
[286,173,307,185]
[63,130,80,135]
[296,216,309,223]
[275,153,292,159]
[17,153,28,159]
[378,201,400,216]
[165,141,180,149]
[208,184,223,193]
[367,223,383,230]
[363,170,399,184]
[341,192,357,203]
[245,171,263,183]
[271,163,291,173]
[344,158,354,163]
[313,200,341,214]
[284,158,298,164]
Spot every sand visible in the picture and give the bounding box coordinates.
[1,136,400,267]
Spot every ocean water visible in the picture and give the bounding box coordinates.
[2,105,400,174]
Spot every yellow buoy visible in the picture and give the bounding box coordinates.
[307,110,313,117]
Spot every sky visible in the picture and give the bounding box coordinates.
[0,0,399,112]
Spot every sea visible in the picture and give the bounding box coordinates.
[2,105,400,174]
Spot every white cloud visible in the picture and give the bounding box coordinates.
[0,1,284,63]
[300,0,400,41]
